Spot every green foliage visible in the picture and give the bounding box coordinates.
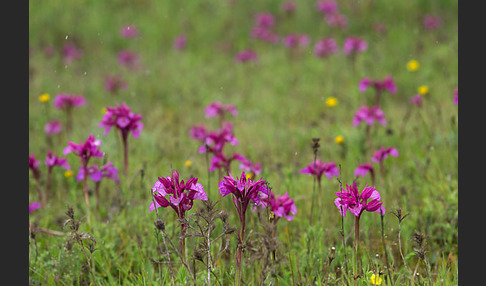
[29,0,457,284]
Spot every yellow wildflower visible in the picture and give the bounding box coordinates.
[246,173,253,180]
[335,135,344,144]
[370,273,382,285]
[184,160,192,168]
[325,97,338,107]
[406,60,419,71]
[39,93,50,103]
[418,85,429,95]
[64,170,74,178]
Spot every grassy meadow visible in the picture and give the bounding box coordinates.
[29,0,458,285]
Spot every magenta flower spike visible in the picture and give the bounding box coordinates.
[76,161,119,183]
[44,120,62,136]
[334,181,385,250]
[219,171,269,282]
[260,191,297,222]
[29,153,41,181]
[53,94,86,109]
[99,102,143,176]
[423,14,442,31]
[334,182,385,218]
[371,146,398,164]
[354,163,375,185]
[209,152,244,174]
[453,88,458,105]
[117,50,140,70]
[204,101,238,123]
[78,161,119,208]
[314,38,339,58]
[235,50,258,63]
[410,94,423,107]
[63,134,103,165]
[61,43,83,64]
[282,1,296,15]
[104,74,128,94]
[63,134,104,206]
[354,163,374,178]
[29,153,45,206]
[120,25,140,38]
[149,170,207,259]
[53,94,86,133]
[325,13,348,29]
[316,0,338,15]
[358,76,396,106]
[173,34,187,50]
[300,159,339,184]
[250,26,280,44]
[283,34,310,49]
[343,36,368,56]
[29,201,41,213]
[201,122,238,154]
[254,13,275,28]
[352,105,387,127]
[189,125,208,141]
[45,151,70,171]
[235,155,262,176]
[44,151,70,201]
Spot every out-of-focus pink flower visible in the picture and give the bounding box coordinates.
[410,94,423,107]
[205,101,238,118]
[354,163,374,178]
[235,50,258,63]
[62,43,83,63]
[63,134,104,165]
[343,36,368,55]
[173,35,187,50]
[423,14,442,31]
[250,26,280,44]
[283,34,310,48]
[371,146,398,164]
[235,155,262,176]
[99,102,144,139]
[189,125,207,141]
[353,106,387,127]
[301,160,339,183]
[259,191,297,221]
[118,50,140,69]
[453,88,458,105]
[105,74,128,94]
[29,153,41,181]
[316,1,338,15]
[314,38,339,58]
[44,120,62,136]
[45,151,70,171]
[76,161,119,183]
[325,13,348,28]
[29,202,41,213]
[282,1,296,14]
[53,94,86,110]
[120,25,141,38]
[254,13,275,28]
[359,76,397,95]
